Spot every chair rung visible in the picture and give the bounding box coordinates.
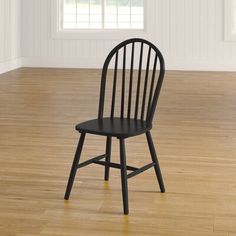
[127,163,155,179]
[93,160,138,171]
[77,154,106,169]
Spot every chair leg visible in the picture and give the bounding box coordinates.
[119,138,129,215]
[104,136,112,181]
[146,131,165,193]
[64,132,86,200]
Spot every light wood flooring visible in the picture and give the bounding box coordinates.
[1,68,236,236]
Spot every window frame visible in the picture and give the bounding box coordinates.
[225,0,236,41]
[51,0,155,40]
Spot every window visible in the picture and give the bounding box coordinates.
[51,0,155,39]
[63,0,144,30]
[225,0,236,41]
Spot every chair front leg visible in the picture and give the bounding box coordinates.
[119,138,129,215]
[64,132,86,200]
[104,136,112,181]
[146,131,165,193]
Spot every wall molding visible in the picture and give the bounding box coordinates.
[21,57,236,72]
[1,57,236,73]
[21,57,104,69]
[0,58,22,74]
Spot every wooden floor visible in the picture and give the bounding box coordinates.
[1,68,236,236]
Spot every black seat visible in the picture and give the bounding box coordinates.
[64,38,166,215]
[76,118,151,138]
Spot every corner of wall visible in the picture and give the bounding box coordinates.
[0,0,22,75]
[0,58,23,74]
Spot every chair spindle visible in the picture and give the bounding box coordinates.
[134,42,144,119]
[111,51,119,118]
[121,46,126,118]
[127,42,135,119]
[141,46,152,120]
[146,53,158,120]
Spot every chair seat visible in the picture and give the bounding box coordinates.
[76,118,152,138]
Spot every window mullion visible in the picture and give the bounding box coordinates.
[76,0,78,28]
[89,0,91,28]
[102,0,105,29]
[116,0,118,29]
[61,0,64,29]
[130,0,132,29]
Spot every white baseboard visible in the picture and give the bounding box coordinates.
[0,58,23,74]
[1,57,236,73]
[21,57,236,72]
[21,57,104,69]
[167,60,236,72]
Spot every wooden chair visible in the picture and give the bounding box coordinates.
[64,38,166,215]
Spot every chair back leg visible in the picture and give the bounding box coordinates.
[104,136,112,181]
[146,131,165,193]
[119,138,129,215]
[64,132,86,200]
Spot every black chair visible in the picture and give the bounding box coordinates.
[64,38,166,215]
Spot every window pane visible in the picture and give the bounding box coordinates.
[90,14,102,22]
[90,0,102,14]
[118,22,130,29]
[77,14,89,23]
[90,22,102,28]
[64,14,76,22]
[77,22,89,28]
[131,14,143,22]
[64,0,76,14]
[131,22,143,29]
[118,1,130,15]
[105,0,117,14]
[131,0,143,7]
[90,0,102,28]
[105,22,117,29]
[118,14,130,23]
[105,14,117,22]
[63,22,76,28]
[117,0,130,6]
[77,0,89,14]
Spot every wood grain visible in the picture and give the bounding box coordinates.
[1,68,236,235]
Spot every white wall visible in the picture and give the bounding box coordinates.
[20,0,236,71]
[0,0,21,74]
[0,0,235,72]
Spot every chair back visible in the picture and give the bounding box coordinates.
[98,38,165,126]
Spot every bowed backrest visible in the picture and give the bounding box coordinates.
[98,38,165,127]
